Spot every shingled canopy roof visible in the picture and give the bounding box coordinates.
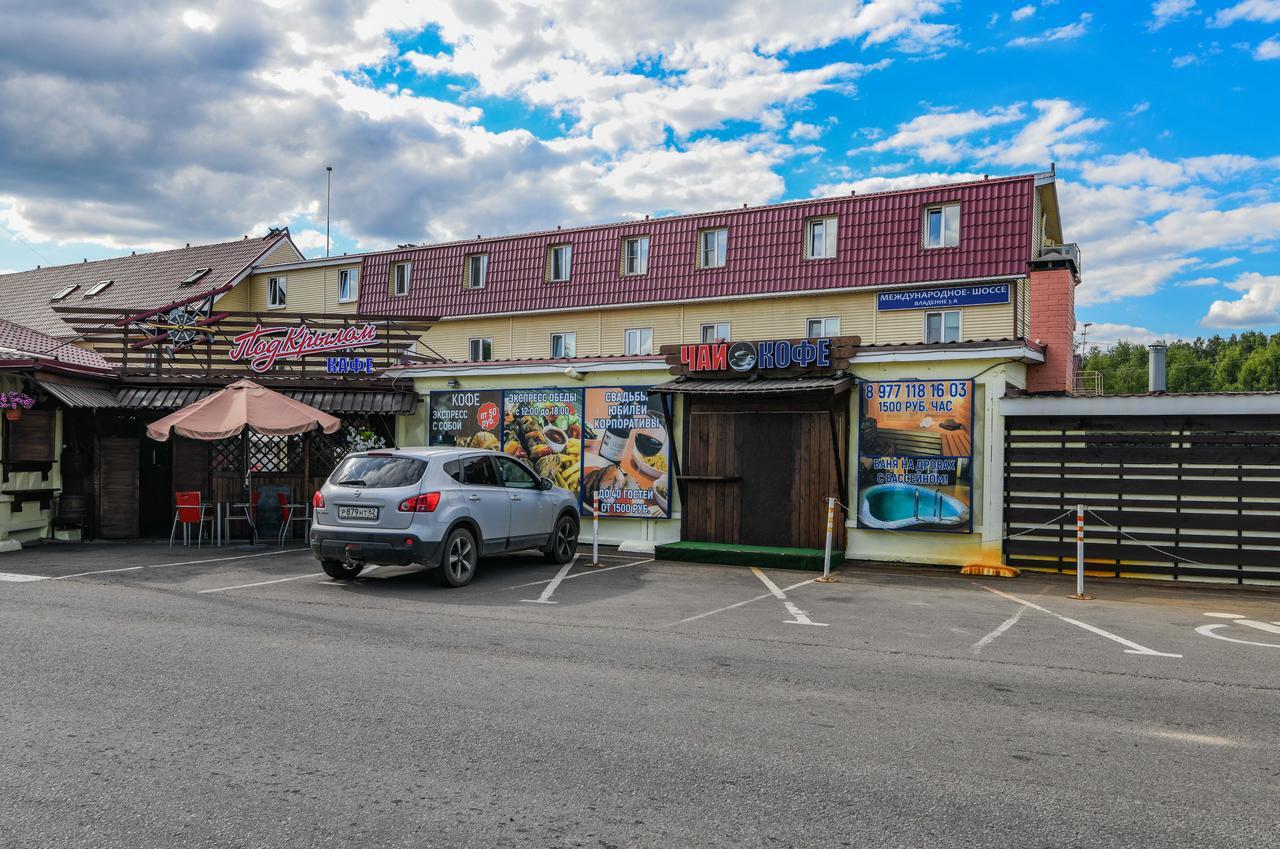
[0,318,112,371]
[0,230,298,339]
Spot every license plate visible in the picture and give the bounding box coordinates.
[338,505,379,520]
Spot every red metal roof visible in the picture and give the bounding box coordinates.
[357,174,1038,319]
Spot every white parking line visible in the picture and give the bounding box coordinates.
[0,572,50,582]
[669,578,818,626]
[53,548,305,580]
[503,558,651,591]
[980,585,1181,658]
[520,557,579,604]
[198,573,318,593]
[972,605,1027,653]
[751,568,827,627]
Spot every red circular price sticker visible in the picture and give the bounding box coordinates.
[476,402,500,431]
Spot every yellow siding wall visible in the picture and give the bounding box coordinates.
[259,240,304,266]
[423,288,1020,360]
[235,263,362,314]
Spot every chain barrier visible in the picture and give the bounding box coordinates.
[1085,508,1225,570]
[834,498,1074,542]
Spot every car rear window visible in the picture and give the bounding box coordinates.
[331,455,427,488]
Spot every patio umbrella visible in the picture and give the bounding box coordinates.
[146,379,341,544]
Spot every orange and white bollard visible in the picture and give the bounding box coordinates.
[1069,502,1093,600]
[590,491,602,568]
[816,497,839,583]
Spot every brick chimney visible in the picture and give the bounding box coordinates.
[1025,247,1079,394]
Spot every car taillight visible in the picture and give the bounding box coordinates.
[312,491,325,509]
[398,492,441,513]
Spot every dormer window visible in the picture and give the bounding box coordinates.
[697,227,728,269]
[546,245,572,282]
[392,262,411,296]
[84,279,113,298]
[805,216,838,259]
[463,254,488,289]
[50,284,79,302]
[923,204,960,249]
[181,267,211,285]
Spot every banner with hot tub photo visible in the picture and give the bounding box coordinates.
[856,379,973,534]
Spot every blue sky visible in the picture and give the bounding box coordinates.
[2,0,1278,346]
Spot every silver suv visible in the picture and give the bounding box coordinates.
[309,447,581,587]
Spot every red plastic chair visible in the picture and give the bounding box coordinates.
[170,491,213,548]
[276,490,310,545]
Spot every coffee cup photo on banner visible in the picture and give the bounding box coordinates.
[428,390,503,449]
[582,387,671,519]
[856,380,974,533]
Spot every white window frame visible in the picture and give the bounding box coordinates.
[50,284,79,302]
[392,262,411,296]
[697,228,728,269]
[624,327,653,356]
[84,279,113,298]
[700,322,730,343]
[267,275,287,309]
[550,332,577,358]
[468,337,493,362]
[621,235,650,276]
[180,267,210,286]
[548,244,572,282]
[923,203,960,249]
[806,316,840,339]
[805,216,838,260]
[463,253,488,290]
[337,268,359,303]
[924,310,962,344]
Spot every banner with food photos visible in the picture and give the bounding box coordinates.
[427,390,503,450]
[427,387,671,518]
[581,387,670,518]
[500,388,586,495]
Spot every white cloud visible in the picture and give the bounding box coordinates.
[1081,322,1169,348]
[862,104,1025,162]
[1012,5,1036,22]
[1203,273,1280,327]
[1080,151,1280,187]
[979,99,1105,166]
[1201,256,1243,268]
[1177,276,1221,287]
[788,121,825,141]
[1172,53,1201,67]
[1126,101,1151,116]
[1007,12,1092,46]
[1148,0,1196,30]
[812,171,987,196]
[1210,0,1280,27]
[1256,36,1280,58]
[290,229,330,252]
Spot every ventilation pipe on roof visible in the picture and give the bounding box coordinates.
[1148,344,1167,394]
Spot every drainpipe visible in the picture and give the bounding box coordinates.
[1148,343,1167,394]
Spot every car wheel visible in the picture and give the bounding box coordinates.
[438,527,478,588]
[544,514,579,564]
[321,558,364,580]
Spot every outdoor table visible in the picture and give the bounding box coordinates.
[219,501,258,546]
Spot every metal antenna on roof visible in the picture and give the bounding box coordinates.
[325,165,333,258]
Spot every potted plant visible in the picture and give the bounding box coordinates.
[0,391,35,421]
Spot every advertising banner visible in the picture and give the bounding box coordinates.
[856,379,974,534]
[428,390,503,449]
[581,387,671,518]
[501,388,586,495]
[876,283,1010,311]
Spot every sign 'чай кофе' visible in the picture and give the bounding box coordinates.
[662,335,859,377]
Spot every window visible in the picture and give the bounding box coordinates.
[181,267,210,285]
[700,323,730,343]
[621,236,650,275]
[924,204,960,248]
[547,244,572,282]
[444,459,463,482]
[697,228,728,268]
[806,317,840,339]
[460,455,500,486]
[550,332,576,358]
[50,284,78,302]
[625,327,653,356]
[84,279,113,298]
[267,276,287,309]
[463,254,488,289]
[337,268,359,303]
[496,456,540,489]
[468,337,493,361]
[805,216,838,259]
[925,310,961,344]
[330,455,428,488]
[392,261,411,296]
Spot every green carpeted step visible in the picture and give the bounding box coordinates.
[654,540,830,571]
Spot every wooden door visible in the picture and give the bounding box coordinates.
[96,437,139,539]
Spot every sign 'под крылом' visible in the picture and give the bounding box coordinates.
[663,335,858,377]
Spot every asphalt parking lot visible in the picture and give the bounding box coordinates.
[3,542,1279,848]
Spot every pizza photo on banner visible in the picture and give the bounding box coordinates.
[428,390,502,449]
[582,387,670,518]
[856,379,974,534]
[501,388,586,493]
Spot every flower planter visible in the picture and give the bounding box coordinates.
[4,409,21,422]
